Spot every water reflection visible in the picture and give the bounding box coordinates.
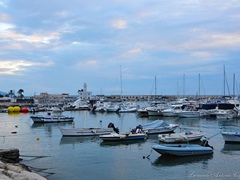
[152,154,213,167]
[60,136,99,145]
[31,122,72,128]
[99,139,147,147]
[221,143,240,155]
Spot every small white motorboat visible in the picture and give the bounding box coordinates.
[221,131,240,143]
[60,122,118,137]
[30,112,74,123]
[158,130,205,143]
[99,126,147,141]
[152,140,213,156]
[99,132,147,141]
[137,108,149,117]
[135,120,179,135]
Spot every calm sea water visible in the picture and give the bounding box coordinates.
[1,103,240,180]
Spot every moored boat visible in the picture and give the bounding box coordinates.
[99,132,147,141]
[60,122,118,137]
[30,112,74,123]
[158,130,205,143]
[152,140,213,156]
[135,120,179,135]
[221,131,240,143]
[137,107,149,117]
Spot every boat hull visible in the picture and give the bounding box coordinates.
[221,132,240,143]
[99,132,147,141]
[144,125,178,135]
[158,132,205,143]
[30,116,74,123]
[147,109,162,116]
[152,144,213,156]
[60,127,114,137]
[177,111,200,118]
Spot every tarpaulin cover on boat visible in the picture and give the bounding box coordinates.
[141,120,169,129]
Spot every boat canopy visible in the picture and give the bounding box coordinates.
[141,120,169,129]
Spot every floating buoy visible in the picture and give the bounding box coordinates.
[36,137,40,141]
[15,124,18,128]
[8,106,14,113]
[13,106,20,112]
[21,107,28,113]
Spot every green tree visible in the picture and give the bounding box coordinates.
[18,89,24,99]
[8,90,15,98]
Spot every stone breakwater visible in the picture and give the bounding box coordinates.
[0,161,47,180]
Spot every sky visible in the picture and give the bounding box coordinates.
[0,0,240,97]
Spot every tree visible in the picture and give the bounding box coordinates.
[18,89,24,99]
[8,90,15,98]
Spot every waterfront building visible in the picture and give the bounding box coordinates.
[77,83,92,100]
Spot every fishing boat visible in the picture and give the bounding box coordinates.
[158,130,205,143]
[60,122,118,137]
[152,140,213,156]
[221,131,240,143]
[30,113,74,123]
[134,120,179,135]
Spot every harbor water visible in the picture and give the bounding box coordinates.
[0,104,240,180]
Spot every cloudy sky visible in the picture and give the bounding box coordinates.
[0,0,240,97]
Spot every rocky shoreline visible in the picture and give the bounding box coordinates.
[0,161,47,180]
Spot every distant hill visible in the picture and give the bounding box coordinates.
[0,91,7,96]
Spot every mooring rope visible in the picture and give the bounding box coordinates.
[143,149,153,159]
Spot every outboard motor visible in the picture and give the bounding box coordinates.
[116,107,121,114]
[92,106,97,113]
[132,125,143,133]
[108,123,119,134]
[201,139,213,149]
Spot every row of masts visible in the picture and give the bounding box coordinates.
[119,65,239,98]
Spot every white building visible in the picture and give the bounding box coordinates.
[78,83,92,100]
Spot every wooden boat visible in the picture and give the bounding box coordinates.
[158,131,205,143]
[221,132,240,143]
[60,122,118,137]
[30,112,74,123]
[152,141,213,156]
[135,120,179,135]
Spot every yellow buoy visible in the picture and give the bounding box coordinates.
[8,106,14,112]
[36,137,40,141]
[13,106,20,112]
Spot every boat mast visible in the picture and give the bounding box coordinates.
[183,74,185,97]
[155,75,157,100]
[120,66,123,99]
[233,73,235,97]
[199,73,200,97]
[223,65,225,96]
